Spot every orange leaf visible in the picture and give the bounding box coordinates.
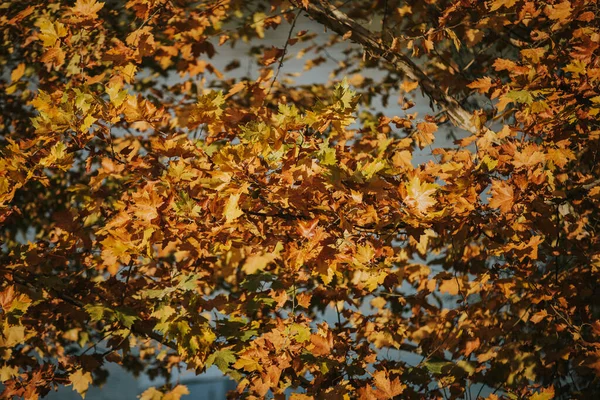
[414,122,437,149]
[467,77,493,93]
[373,370,405,399]
[488,180,514,213]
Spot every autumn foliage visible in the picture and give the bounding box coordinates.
[1,0,600,399]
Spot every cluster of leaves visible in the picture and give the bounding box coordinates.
[0,0,599,399]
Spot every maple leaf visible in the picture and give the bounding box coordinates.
[513,146,545,168]
[0,365,19,383]
[223,186,248,223]
[10,63,25,83]
[439,278,460,295]
[401,79,419,93]
[373,370,405,399]
[233,357,262,373]
[0,325,25,347]
[403,176,439,216]
[139,387,162,400]
[530,386,555,400]
[414,122,437,149]
[71,0,105,21]
[309,333,332,356]
[206,349,236,373]
[467,77,493,93]
[261,46,284,66]
[488,180,514,213]
[489,0,517,12]
[242,253,277,274]
[35,17,67,47]
[545,1,572,22]
[69,369,93,398]
[163,385,190,400]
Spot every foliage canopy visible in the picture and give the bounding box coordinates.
[1,0,599,398]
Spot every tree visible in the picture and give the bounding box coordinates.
[0,0,599,398]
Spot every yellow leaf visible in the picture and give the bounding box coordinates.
[0,324,25,347]
[139,387,162,400]
[10,63,25,83]
[163,385,190,400]
[69,369,93,398]
[233,357,262,372]
[223,184,248,223]
[489,0,517,12]
[80,114,97,132]
[224,192,244,223]
[36,17,67,47]
[0,365,19,383]
[242,253,277,274]
[403,176,438,216]
[106,81,127,107]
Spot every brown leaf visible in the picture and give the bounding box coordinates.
[261,46,284,66]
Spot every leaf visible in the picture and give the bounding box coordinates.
[35,17,67,47]
[261,46,284,66]
[439,278,460,295]
[205,349,236,373]
[139,387,163,400]
[488,180,514,213]
[400,80,418,93]
[373,370,405,399]
[163,385,190,400]
[489,0,517,12]
[316,141,337,166]
[0,365,19,383]
[242,253,277,274]
[530,386,555,400]
[414,122,437,149]
[467,77,493,93]
[69,370,93,398]
[310,333,332,356]
[424,360,453,374]
[505,90,533,105]
[10,63,25,83]
[71,0,105,20]
[403,176,439,216]
[233,357,262,373]
[545,1,572,22]
[224,192,244,223]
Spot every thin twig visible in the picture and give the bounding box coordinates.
[267,9,301,97]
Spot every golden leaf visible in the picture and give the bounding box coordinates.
[69,370,93,398]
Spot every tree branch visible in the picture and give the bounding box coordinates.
[11,272,178,351]
[293,0,481,134]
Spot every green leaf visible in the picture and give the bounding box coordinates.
[205,349,236,373]
[84,304,108,322]
[316,140,337,166]
[506,90,533,104]
[424,360,453,374]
